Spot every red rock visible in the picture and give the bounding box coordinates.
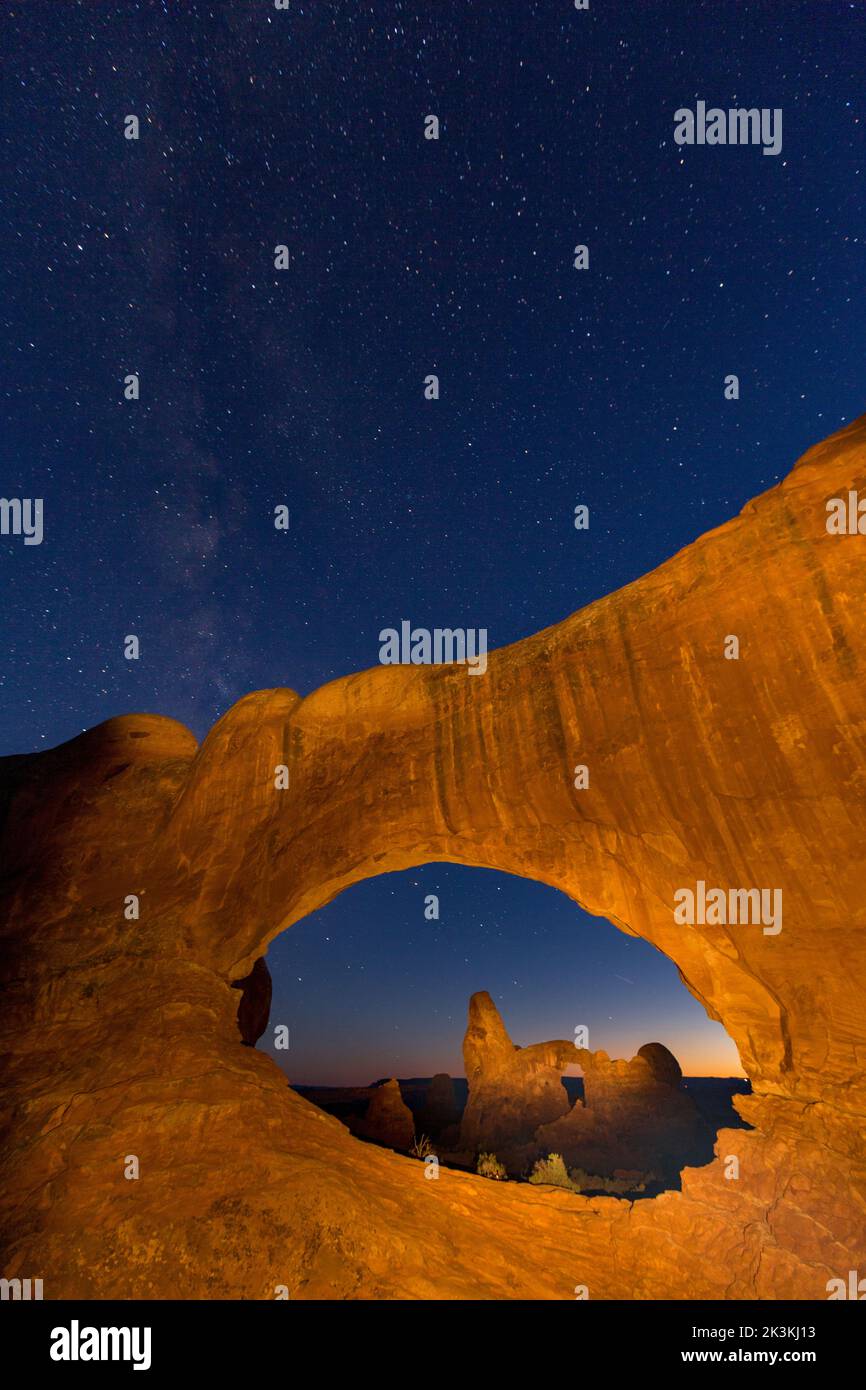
[537,1042,709,1181]
[231,957,272,1047]
[459,992,574,1168]
[350,1079,415,1150]
[417,1073,459,1139]
[1,417,865,1298]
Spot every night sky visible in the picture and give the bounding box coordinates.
[2,2,861,1082]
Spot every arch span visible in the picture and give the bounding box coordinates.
[160,430,866,1105]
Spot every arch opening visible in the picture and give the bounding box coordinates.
[234,863,750,1200]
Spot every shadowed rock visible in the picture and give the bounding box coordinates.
[350,1078,416,1150]
[537,1041,710,1182]
[459,994,709,1180]
[231,957,272,1047]
[637,1042,682,1088]
[418,1072,459,1140]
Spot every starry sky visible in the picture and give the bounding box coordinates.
[2,1,861,1082]
[264,864,746,1086]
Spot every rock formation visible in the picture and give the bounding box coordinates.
[417,1073,459,1141]
[350,1079,416,1150]
[1,416,866,1298]
[459,992,574,1168]
[536,1042,711,1183]
[457,995,709,1181]
[231,957,272,1047]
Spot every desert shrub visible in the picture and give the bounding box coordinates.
[410,1134,434,1159]
[529,1153,574,1189]
[476,1151,507,1180]
[527,1156,647,1195]
[568,1167,647,1195]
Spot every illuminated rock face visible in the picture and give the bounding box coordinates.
[1,416,866,1299]
[459,991,575,1168]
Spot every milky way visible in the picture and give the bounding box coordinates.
[2,1,861,1080]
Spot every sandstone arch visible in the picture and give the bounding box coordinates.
[1,415,865,1298]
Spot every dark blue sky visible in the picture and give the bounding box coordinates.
[1,1,861,1080]
[263,864,742,1086]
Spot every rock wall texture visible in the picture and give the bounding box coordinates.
[1,415,866,1298]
